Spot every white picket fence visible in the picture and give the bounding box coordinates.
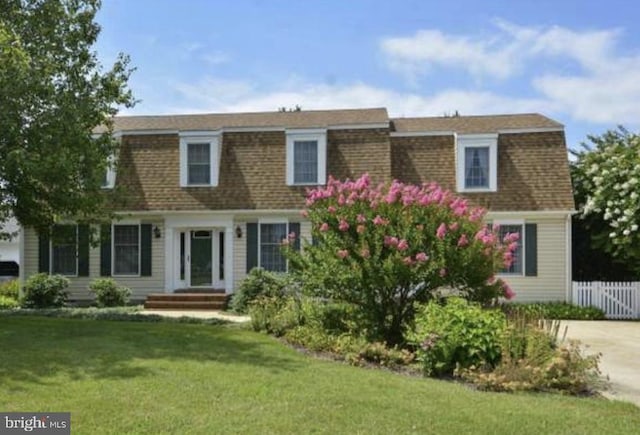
[572,281,640,319]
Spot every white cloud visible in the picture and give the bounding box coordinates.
[127,76,550,120]
[122,20,640,128]
[380,20,640,125]
[380,29,517,80]
[380,20,623,81]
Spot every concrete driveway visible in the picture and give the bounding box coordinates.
[561,320,640,407]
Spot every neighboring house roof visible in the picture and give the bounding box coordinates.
[391,113,563,134]
[103,108,389,132]
[107,108,573,213]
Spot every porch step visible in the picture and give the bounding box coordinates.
[174,288,225,294]
[144,292,230,310]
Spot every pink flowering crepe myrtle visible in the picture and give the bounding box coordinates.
[295,173,519,302]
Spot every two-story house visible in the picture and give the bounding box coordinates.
[19,107,574,306]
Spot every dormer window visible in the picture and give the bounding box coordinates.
[286,129,327,186]
[187,143,211,184]
[456,134,498,192]
[102,155,116,189]
[179,132,221,187]
[465,147,489,188]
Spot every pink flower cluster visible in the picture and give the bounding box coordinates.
[474,227,497,246]
[280,232,297,246]
[383,236,409,251]
[304,174,487,225]
[502,281,516,300]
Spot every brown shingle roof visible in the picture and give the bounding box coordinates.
[390,131,574,211]
[105,107,389,132]
[105,108,573,213]
[391,113,563,134]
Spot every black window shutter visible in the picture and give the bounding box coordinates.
[78,224,90,276]
[100,224,111,276]
[246,223,258,273]
[140,224,152,276]
[289,222,301,251]
[38,232,50,273]
[525,223,538,277]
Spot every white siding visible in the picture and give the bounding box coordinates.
[23,221,165,301]
[496,216,569,302]
[233,221,247,290]
[300,221,312,247]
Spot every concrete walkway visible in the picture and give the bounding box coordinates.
[561,320,640,407]
[141,309,250,323]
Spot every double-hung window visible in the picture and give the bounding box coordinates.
[247,221,301,273]
[51,224,78,276]
[113,224,140,275]
[187,143,211,184]
[179,132,221,187]
[464,147,490,188]
[497,223,523,275]
[102,154,116,189]
[260,223,288,272]
[456,134,498,192]
[286,129,327,185]
[293,140,318,184]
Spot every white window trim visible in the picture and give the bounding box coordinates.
[50,224,79,277]
[179,131,221,187]
[286,129,327,186]
[257,218,291,272]
[456,133,498,193]
[494,219,525,277]
[102,153,117,189]
[112,223,142,277]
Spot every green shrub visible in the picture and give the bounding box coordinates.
[0,295,19,309]
[503,302,605,320]
[286,174,519,345]
[0,279,19,299]
[298,298,361,335]
[249,295,302,336]
[285,324,414,368]
[89,278,131,307]
[459,316,602,395]
[407,298,506,377]
[231,268,292,314]
[21,273,70,308]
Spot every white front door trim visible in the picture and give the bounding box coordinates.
[163,214,233,293]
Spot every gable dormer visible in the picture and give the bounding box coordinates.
[455,133,498,193]
[179,131,222,187]
[285,128,327,186]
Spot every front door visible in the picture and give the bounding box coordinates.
[175,229,225,290]
[190,230,212,286]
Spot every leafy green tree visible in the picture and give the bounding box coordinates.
[0,0,134,235]
[572,127,640,276]
[285,174,517,345]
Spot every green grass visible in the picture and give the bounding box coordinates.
[1,317,638,434]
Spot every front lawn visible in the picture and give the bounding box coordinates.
[1,317,638,434]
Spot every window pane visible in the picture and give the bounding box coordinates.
[114,225,139,275]
[465,147,489,188]
[260,223,287,272]
[499,225,522,274]
[293,140,318,184]
[52,225,77,275]
[187,143,211,184]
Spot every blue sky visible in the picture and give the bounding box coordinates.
[96,0,640,149]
